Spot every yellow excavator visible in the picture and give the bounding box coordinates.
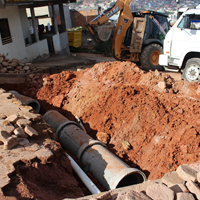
[87,0,170,71]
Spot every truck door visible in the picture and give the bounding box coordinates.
[170,14,200,58]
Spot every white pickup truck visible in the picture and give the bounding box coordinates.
[159,7,200,82]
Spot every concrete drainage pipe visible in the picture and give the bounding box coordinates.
[44,110,146,190]
[9,90,40,113]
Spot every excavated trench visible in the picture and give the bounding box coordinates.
[1,61,200,199]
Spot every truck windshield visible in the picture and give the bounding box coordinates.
[178,14,200,29]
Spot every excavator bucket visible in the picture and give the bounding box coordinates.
[130,17,146,53]
[97,22,115,42]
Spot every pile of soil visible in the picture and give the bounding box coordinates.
[19,61,200,181]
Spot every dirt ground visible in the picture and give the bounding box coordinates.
[16,61,199,180]
[1,60,200,199]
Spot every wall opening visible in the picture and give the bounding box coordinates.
[0,18,12,45]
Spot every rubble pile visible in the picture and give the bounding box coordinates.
[0,55,38,74]
[81,164,200,200]
[0,89,85,200]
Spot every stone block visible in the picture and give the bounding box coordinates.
[146,183,174,200]
[0,56,3,63]
[176,192,195,200]
[4,136,18,150]
[116,189,151,200]
[19,111,40,121]
[197,171,200,183]
[19,151,36,163]
[2,62,9,67]
[9,62,18,67]
[24,143,40,151]
[169,184,189,194]
[0,175,10,188]
[6,114,19,123]
[14,127,28,138]
[24,125,38,137]
[186,180,200,199]
[0,121,15,134]
[0,68,7,73]
[176,165,197,182]
[18,138,29,146]
[162,171,184,187]
[0,130,10,142]
[16,118,32,128]
[35,148,54,163]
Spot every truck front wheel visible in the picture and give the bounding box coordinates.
[140,44,164,71]
[182,58,200,82]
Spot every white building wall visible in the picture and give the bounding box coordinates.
[59,32,70,54]
[18,7,32,46]
[26,39,49,60]
[0,6,50,62]
[52,34,61,53]
[0,6,26,60]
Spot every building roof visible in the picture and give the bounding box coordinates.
[4,0,76,7]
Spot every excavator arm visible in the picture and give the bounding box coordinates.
[87,0,133,42]
[87,0,138,60]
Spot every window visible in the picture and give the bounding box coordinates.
[178,14,200,30]
[0,19,12,45]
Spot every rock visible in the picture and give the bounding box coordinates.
[16,118,32,128]
[19,151,36,163]
[162,171,184,187]
[186,180,200,199]
[16,66,22,70]
[0,57,4,63]
[0,121,15,134]
[176,192,195,200]
[35,148,54,163]
[158,81,166,90]
[9,62,18,67]
[19,70,25,74]
[4,136,18,150]
[146,183,174,200]
[25,63,32,66]
[18,138,29,146]
[24,125,38,137]
[0,130,11,142]
[24,143,40,151]
[122,140,131,150]
[197,171,200,183]
[0,68,7,73]
[13,127,28,138]
[6,114,18,123]
[2,62,9,67]
[12,59,18,63]
[96,132,110,144]
[19,111,40,121]
[176,165,197,182]
[23,66,30,70]
[169,184,189,194]
[116,189,151,200]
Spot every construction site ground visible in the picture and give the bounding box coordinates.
[1,53,200,200]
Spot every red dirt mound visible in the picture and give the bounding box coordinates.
[24,61,200,180]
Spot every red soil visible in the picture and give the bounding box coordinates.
[22,61,200,181]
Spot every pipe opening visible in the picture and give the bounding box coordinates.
[116,173,144,188]
[27,102,40,113]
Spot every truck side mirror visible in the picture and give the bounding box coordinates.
[183,15,190,29]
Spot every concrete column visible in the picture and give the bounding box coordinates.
[30,7,39,42]
[59,3,66,31]
[51,4,59,34]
